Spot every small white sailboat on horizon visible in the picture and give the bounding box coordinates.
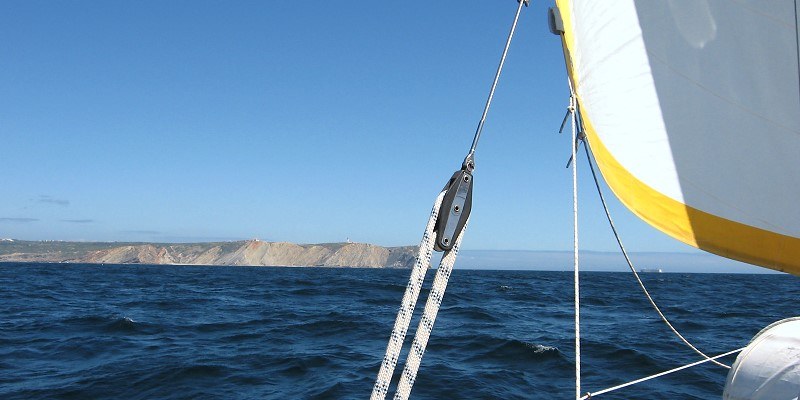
[639,268,663,273]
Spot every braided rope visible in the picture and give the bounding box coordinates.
[370,191,446,400]
[393,220,468,400]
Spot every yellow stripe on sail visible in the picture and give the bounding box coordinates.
[582,114,800,275]
[555,0,800,275]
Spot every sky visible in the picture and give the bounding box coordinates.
[0,0,763,271]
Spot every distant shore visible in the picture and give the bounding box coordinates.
[0,239,774,273]
[0,239,417,268]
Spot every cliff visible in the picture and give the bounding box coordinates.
[0,239,418,268]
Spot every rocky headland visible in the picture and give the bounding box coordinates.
[0,239,417,268]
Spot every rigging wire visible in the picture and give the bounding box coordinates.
[566,108,740,399]
[569,95,582,400]
[580,139,731,369]
[466,0,527,166]
[372,2,528,397]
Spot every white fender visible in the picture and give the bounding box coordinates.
[723,318,800,400]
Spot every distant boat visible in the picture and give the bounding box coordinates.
[639,268,663,273]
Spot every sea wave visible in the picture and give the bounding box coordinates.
[0,263,795,399]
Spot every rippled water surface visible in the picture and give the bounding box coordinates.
[1,263,797,399]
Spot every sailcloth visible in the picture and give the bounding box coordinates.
[555,0,800,274]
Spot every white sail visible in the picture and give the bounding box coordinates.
[555,0,800,274]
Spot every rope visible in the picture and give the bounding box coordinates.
[373,1,526,395]
[581,141,730,369]
[569,95,582,400]
[371,191,446,400]
[579,347,744,399]
[393,220,468,400]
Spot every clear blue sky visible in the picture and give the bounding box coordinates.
[0,0,702,255]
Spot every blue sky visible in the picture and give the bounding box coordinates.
[0,1,716,258]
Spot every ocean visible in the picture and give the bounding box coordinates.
[1,263,797,399]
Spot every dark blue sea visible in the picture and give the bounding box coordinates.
[1,263,797,399]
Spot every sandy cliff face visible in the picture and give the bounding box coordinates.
[86,245,173,264]
[0,240,417,268]
[326,243,389,267]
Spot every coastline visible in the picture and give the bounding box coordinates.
[0,239,417,269]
